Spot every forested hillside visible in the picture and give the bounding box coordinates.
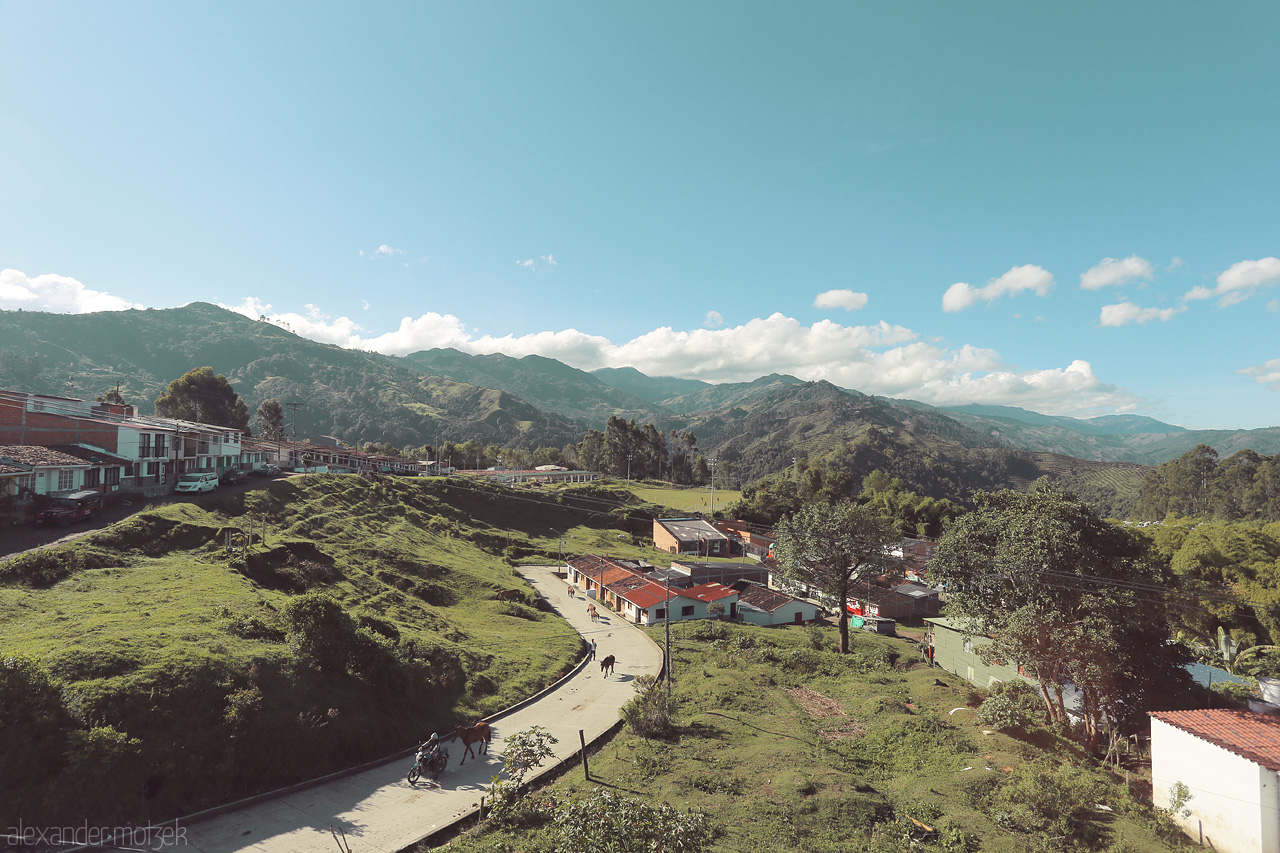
[1135,444,1280,522]
[0,304,581,449]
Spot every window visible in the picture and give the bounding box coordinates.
[681,605,695,617]
[105,467,121,487]
[154,435,167,457]
[655,608,666,619]
[140,434,152,457]
[58,469,74,491]
[83,468,100,488]
[962,639,974,654]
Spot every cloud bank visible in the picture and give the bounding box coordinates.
[219,300,1137,417]
[14,267,1143,420]
[0,268,142,313]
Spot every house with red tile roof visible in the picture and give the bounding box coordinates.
[1149,709,1280,852]
[734,582,825,627]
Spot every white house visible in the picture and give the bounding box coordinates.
[1149,709,1280,852]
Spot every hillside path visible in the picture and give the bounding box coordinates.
[151,565,663,853]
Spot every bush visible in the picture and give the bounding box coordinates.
[988,761,1107,844]
[621,674,678,740]
[282,591,356,673]
[553,789,714,853]
[977,694,1031,732]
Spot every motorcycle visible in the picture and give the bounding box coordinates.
[407,741,448,784]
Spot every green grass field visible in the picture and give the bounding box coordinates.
[436,621,1195,853]
[629,484,743,515]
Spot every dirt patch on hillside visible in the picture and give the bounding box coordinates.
[786,686,865,741]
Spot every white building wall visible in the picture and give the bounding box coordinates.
[1151,717,1280,853]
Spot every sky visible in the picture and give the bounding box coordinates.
[2,2,1278,430]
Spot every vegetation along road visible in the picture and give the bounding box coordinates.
[150,565,663,853]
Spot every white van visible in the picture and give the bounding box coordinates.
[174,472,219,494]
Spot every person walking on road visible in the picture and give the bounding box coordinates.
[589,639,597,661]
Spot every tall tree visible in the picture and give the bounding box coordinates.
[930,481,1191,750]
[773,500,899,654]
[256,398,286,441]
[154,366,250,431]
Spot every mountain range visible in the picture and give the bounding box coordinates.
[2,303,1278,499]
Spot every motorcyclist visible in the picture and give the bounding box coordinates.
[423,732,442,759]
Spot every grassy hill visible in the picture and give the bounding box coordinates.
[0,474,609,827]
[435,620,1195,853]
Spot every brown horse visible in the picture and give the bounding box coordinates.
[496,589,522,602]
[453,721,492,765]
[587,603,598,622]
[599,654,616,677]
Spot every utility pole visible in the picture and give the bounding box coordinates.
[627,452,633,482]
[286,402,304,439]
[709,457,717,519]
[665,574,672,694]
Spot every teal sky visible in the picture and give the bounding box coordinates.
[2,2,1278,429]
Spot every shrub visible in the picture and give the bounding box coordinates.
[621,674,678,740]
[282,591,356,673]
[553,789,714,853]
[977,694,1031,732]
[988,761,1107,844]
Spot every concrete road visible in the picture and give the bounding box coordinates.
[150,565,663,853]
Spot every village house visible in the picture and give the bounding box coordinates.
[668,559,770,587]
[713,520,776,561]
[733,581,825,627]
[652,518,730,557]
[847,581,941,623]
[1149,709,1280,852]
[923,616,1038,690]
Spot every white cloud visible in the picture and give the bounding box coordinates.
[1080,255,1154,290]
[372,244,404,257]
[0,268,142,313]
[942,264,1055,312]
[813,289,869,311]
[704,310,724,328]
[516,254,557,272]
[1240,359,1280,388]
[914,360,1138,416]
[1184,257,1280,307]
[238,302,1137,416]
[1167,257,1184,272]
[1098,301,1185,327]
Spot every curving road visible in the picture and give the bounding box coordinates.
[149,565,663,853]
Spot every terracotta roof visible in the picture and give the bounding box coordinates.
[0,445,95,467]
[569,555,644,584]
[684,582,738,602]
[737,583,800,612]
[605,574,653,594]
[1150,710,1280,771]
[617,582,676,610]
[0,464,25,476]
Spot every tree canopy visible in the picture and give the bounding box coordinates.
[255,398,285,441]
[154,366,250,431]
[772,500,899,654]
[930,481,1191,749]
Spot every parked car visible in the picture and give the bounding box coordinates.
[35,490,104,526]
[219,468,248,485]
[174,472,219,494]
[252,464,280,477]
